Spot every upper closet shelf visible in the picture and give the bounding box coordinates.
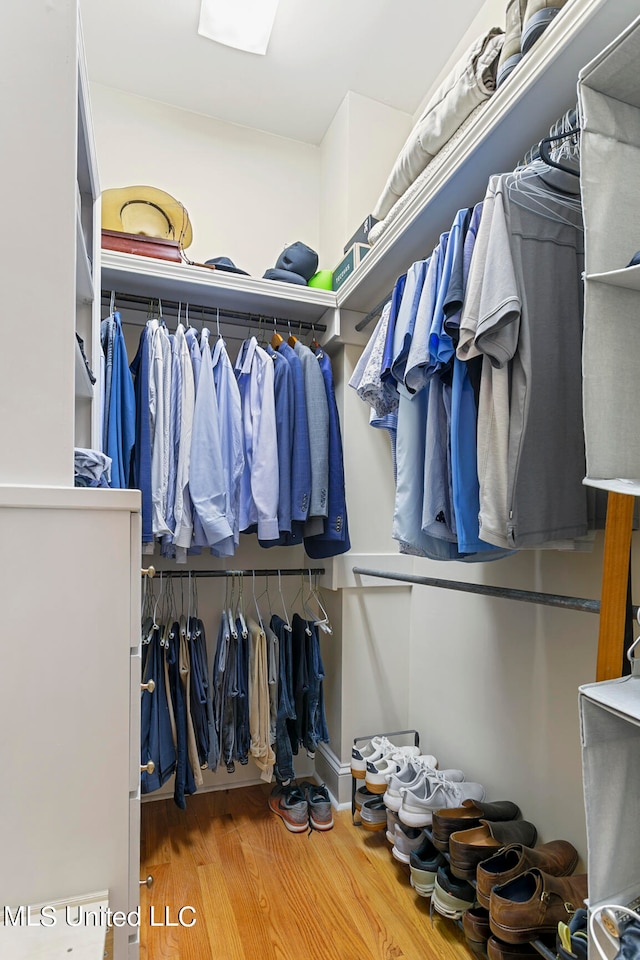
[583,477,640,497]
[101,251,337,323]
[336,0,636,316]
[587,265,640,292]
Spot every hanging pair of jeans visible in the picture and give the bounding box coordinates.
[288,614,310,755]
[303,619,330,756]
[210,611,229,772]
[188,616,214,769]
[221,619,238,772]
[140,627,176,794]
[270,614,296,784]
[234,618,250,765]
[166,622,197,809]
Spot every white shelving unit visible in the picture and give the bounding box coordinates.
[101,249,338,332]
[74,13,101,448]
[335,0,638,319]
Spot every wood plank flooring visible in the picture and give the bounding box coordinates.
[139,784,472,960]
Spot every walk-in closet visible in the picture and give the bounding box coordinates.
[2,1,640,959]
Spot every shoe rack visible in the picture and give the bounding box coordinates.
[351,729,420,823]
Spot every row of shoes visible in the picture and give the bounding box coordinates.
[352,737,589,959]
[268,780,334,833]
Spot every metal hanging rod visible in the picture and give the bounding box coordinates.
[142,566,325,579]
[101,289,326,334]
[351,567,634,617]
[355,293,393,332]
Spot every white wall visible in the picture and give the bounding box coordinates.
[319,92,412,270]
[90,84,320,278]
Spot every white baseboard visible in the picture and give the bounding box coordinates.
[315,744,354,807]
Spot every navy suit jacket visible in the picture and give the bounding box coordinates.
[304,350,350,559]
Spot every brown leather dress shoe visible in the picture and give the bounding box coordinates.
[489,868,588,943]
[449,820,537,881]
[487,935,541,960]
[476,840,579,908]
[431,799,521,852]
[463,906,492,955]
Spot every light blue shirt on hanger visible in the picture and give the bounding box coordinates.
[212,337,245,554]
[235,336,280,542]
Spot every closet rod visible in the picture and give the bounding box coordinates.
[355,293,393,332]
[351,567,632,617]
[146,567,325,579]
[100,290,327,334]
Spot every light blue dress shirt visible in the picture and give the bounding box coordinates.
[212,338,245,553]
[235,337,280,542]
[189,328,234,549]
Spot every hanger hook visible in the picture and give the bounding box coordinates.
[185,302,190,327]
[177,301,182,325]
[110,290,116,316]
[216,307,221,339]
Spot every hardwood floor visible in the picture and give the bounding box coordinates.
[139,784,472,960]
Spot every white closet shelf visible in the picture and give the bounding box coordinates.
[336,0,635,315]
[583,477,640,497]
[586,264,640,292]
[101,250,337,322]
[76,15,99,199]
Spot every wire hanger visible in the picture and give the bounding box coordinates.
[252,569,265,631]
[303,569,332,634]
[278,569,292,631]
[271,316,284,350]
[236,571,248,638]
[227,572,238,639]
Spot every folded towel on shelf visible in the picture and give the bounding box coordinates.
[368,101,489,247]
[372,27,503,222]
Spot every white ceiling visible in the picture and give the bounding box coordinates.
[79,0,489,145]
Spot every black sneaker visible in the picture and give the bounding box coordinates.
[432,863,477,919]
[409,835,447,896]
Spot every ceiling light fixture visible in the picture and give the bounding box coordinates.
[198,0,281,56]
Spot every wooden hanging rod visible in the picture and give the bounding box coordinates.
[101,289,326,334]
[351,566,630,616]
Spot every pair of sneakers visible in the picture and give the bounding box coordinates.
[383,757,453,813]
[268,781,334,833]
[351,735,422,782]
[366,749,438,795]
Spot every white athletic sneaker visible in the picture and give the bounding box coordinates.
[364,746,426,794]
[351,736,396,779]
[399,776,484,829]
[384,758,461,812]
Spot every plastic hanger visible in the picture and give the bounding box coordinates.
[271,317,283,350]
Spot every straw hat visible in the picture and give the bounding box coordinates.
[101,185,193,249]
